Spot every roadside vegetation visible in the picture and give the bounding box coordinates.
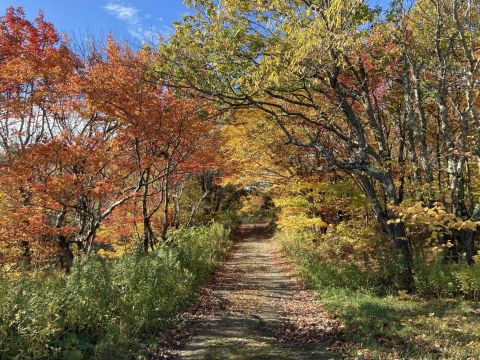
[279,231,480,359]
[0,223,232,359]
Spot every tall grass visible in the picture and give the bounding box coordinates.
[278,231,480,298]
[277,231,480,359]
[0,222,231,359]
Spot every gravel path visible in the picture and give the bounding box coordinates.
[158,224,341,360]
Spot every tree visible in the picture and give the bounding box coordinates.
[83,38,220,250]
[158,0,415,287]
[0,7,79,156]
[158,0,480,287]
[386,0,480,262]
[0,8,223,268]
[0,7,83,268]
[0,129,137,269]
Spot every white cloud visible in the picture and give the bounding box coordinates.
[104,2,162,42]
[128,26,160,43]
[104,2,140,24]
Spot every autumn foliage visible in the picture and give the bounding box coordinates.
[2,2,480,359]
[0,7,220,268]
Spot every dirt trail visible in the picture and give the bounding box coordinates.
[161,224,341,360]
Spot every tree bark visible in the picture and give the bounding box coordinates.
[161,169,170,241]
[359,175,414,290]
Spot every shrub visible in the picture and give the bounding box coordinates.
[0,222,231,359]
[214,209,241,230]
[278,232,378,292]
[452,261,480,299]
[279,229,480,299]
[413,257,480,299]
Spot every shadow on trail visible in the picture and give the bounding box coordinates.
[231,222,275,239]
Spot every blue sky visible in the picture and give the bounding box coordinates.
[2,0,391,44]
[2,0,191,45]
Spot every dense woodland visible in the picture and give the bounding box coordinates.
[1,1,480,359]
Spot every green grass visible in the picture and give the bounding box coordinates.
[0,222,232,360]
[279,232,480,359]
[318,288,480,359]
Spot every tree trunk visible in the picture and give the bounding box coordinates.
[58,235,74,272]
[186,189,210,228]
[359,175,414,291]
[141,169,154,252]
[55,209,74,272]
[20,240,31,269]
[161,174,170,241]
[458,201,480,264]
